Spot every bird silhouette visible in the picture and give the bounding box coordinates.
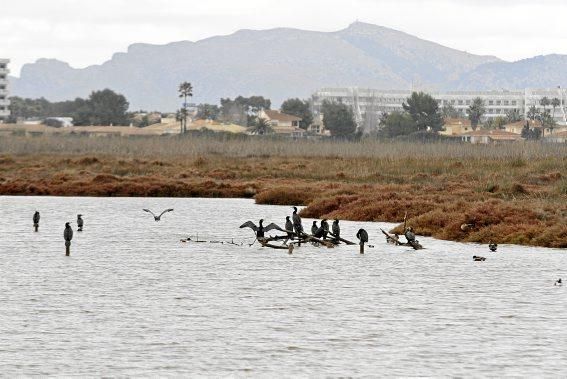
[311,221,318,235]
[240,219,285,238]
[77,214,84,231]
[356,228,369,244]
[332,219,340,238]
[64,222,73,242]
[285,216,294,240]
[143,208,174,221]
[292,206,303,235]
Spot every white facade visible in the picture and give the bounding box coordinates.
[0,59,9,121]
[312,87,567,125]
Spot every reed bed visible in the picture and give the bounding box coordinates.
[0,134,565,247]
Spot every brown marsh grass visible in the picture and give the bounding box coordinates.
[0,134,565,247]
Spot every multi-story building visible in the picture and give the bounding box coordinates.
[0,59,9,122]
[312,87,567,126]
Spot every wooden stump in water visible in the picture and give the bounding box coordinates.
[360,242,365,254]
[34,223,38,232]
[288,244,294,255]
[65,241,71,256]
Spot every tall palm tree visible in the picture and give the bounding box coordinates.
[527,105,539,121]
[178,82,193,134]
[539,97,551,137]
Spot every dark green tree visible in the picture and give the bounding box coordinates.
[281,98,313,129]
[321,101,356,137]
[378,111,417,138]
[402,92,444,132]
[178,81,193,133]
[527,105,539,121]
[467,97,485,130]
[196,103,220,120]
[505,109,523,123]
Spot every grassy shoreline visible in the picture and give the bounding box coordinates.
[1,135,566,248]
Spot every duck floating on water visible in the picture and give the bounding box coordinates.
[488,241,498,252]
[473,255,486,261]
[555,278,562,286]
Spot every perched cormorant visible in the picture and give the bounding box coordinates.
[320,219,329,240]
[555,278,562,286]
[473,256,486,261]
[285,216,294,240]
[64,222,73,242]
[143,208,174,221]
[240,219,284,238]
[404,227,416,243]
[33,211,40,226]
[311,221,318,235]
[488,241,498,252]
[332,219,340,238]
[356,228,369,244]
[292,206,304,235]
[77,214,84,231]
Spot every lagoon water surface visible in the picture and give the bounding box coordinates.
[0,196,565,376]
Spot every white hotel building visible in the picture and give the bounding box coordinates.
[0,59,9,121]
[312,87,567,125]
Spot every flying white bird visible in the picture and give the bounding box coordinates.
[143,208,174,221]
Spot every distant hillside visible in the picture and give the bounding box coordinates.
[9,22,565,110]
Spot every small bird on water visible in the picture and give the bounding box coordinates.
[143,208,174,221]
[77,214,84,231]
[473,255,486,261]
[555,278,562,286]
[488,241,498,252]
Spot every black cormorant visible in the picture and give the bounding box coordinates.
[555,278,562,286]
[356,228,369,243]
[240,219,284,238]
[33,211,40,226]
[320,219,329,240]
[473,256,486,261]
[404,227,416,243]
[488,241,497,252]
[332,219,340,238]
[311,221,318,235]
[285,216,294,240]
[143,208,174,221]
[77,214,84,231]
[64,222,73,242]
[292,206,303,235]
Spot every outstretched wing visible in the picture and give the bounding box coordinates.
[264,223,287,233]
[239,221,258,232]
[143,209,156,217]
[159,208,174,218]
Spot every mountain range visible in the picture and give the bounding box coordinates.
[10,22,567,111]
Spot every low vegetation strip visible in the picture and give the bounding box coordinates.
[0,135,565,248]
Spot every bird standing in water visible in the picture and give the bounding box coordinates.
[356,228,369,244]
[143,208,174,221]
[33,211,40,231]
[285,216,294,240]
[292,207,303,236]
[77,214,84,232]
[64,222,73,242]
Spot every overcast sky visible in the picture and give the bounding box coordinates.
[2,0,567,76]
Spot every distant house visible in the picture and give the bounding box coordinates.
[258,109,305,137]
[307,114,331,136]
[440,118,472,136]
[504,120,539,135]
[461,129,524,144]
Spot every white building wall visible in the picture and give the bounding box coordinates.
[312,87,567,125]
[0,59,10,121]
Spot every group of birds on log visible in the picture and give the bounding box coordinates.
[240,206,369,247]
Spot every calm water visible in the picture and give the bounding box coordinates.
[0,196,565,377]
